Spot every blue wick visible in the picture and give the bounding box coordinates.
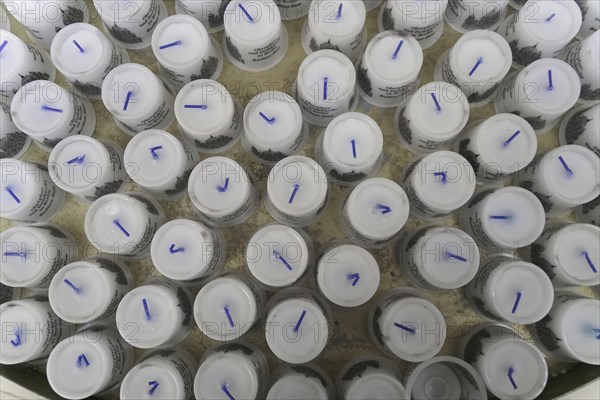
[508,368,518,390]
[10,330,21,347]
[446,253,468,262]
[503,130,521,147]
[511,292,522,314]
[348,273,360,286]
[0,40,7,53]
[434,171,447,184]
[113,219,130,237]
[548,69,554,91]
[376,204,392,214]
[217,177,230,192]
[392,39,404,60]
[288,184,300,204]
[63,279,82,294]
[224,305,235,328]
[294,310,307,333]
[142,298,152,321]
[159,40,182,50]
[184,104,208,109]
[42,106,63,113]
[582,251,597,273]
[490,215,513,220]
[431,93,442,112]
[73,39,84,53]
[273,250,293,271]
[468,57,483,77]
[123,91,133,111]
[337,3,343,19]
[5,187,20,204]
[149,145,163,160]
[221,385,236,400]
[394,323,416,334]
[259,112,276,124]
[351,139,357,159]
[558,155,573,176]
[592,328,600,340]
[3,251,27,259]
[67,155,85,165]
[148,381,159,396]
[77,354,90,368]
[169,244,185,254]
[323,77,329,100]
[546,13,556,22]
[239,3,254,22]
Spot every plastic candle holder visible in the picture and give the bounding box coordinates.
[559,104,599,157]
[151,15,224,88]
[175,0,230,32]
[0,103,30,159]
[316,243,380,307]
[151,219,226,282]
[274,0,311,20]
[0,224,76,288]
[0,159,66,223]
[124,129,199,200]
[576,0,600,39]
[369,287,446,362]
[267,363,334,400]
[560,31,600,104]
[337,356,406,399]
[444,0,509,32]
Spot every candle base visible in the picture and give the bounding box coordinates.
[223,25,289,72]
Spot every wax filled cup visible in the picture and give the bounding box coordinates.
[529,222,600,288]
[124,129,199,200]
[265,287,332,364]
[395,82,470,154]
[48,257,133,324]
[194,341,270,400]
[223,0,288,71]
[188,157,258,227]
[0,103,30,159]
[268,363,333,400]
[175,79,242,153]
[560,31,600,104]
[518,145,600,214]
[151,15,224,88]
[357,32,422,108]
[101,63,176,136]
[121,347,197,400]
[459,323,548,400]
[0,30,56,102]
[93,0,167,50]
[246,224,314,290]
[0,159,66,223]
[444,0,509,32]
[151,219,226,282]
[455,113,537,183]
[265,156,329,228]
[316,243,380,308]
[116,279,194,349]
[242,91,308,165]
[176,0,229,32]
[274,0,311,20]
[0,297,69,365]
[84,192,166,259]
[404,356,488,400]
[340,178,410,248]
[1,224,76,288]
[577,0,600,39]
[302,0,367,62]
[315,113,384,186]
[398,226,480,291]
[498,0,581,68]
[11,80,96,151]
[194,272,266,341]
[577,198,599,226]
[434,30,512,107]
[47,326,134,399]
[379,0,449,49]
[559,104,599,157]
[295,49,358,127]
[337,356,406,399]
[466,255,554,324]
[402,151,476,220]
[530,291,600,365]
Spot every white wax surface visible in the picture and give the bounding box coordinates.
[409,83,469,138]
[561,299,600,363]
[521,0,579,42]
[1,227,55,286]
[0,30,28,80]
[309,0,366,37]
[52,24,105,74]
[522,60,580,114]
[298,53,355,103]
[175,80,234,135]
[267,375,328,400]
[0,302,46,364]
[224,0,281,43]
[86,194,146,248]
[195,353,258,399]
[102,64,161,117]
[555,224,600,282]
[49,136,110,190]
[367,33,422,81]
[454,37,507,81]
[122,363,182,400]
[346,374,406,400]
[0,160,45,217]
[542,147,599,204]
[153,15,209,66]
[244,92,302,148]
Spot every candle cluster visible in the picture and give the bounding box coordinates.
[1,0,599,399]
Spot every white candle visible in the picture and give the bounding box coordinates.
[246,224,314,290]
[194,341,270,400]
[101,63,175,136]
[340,178,410,248]
[116,279,194,349]
[315,112,384,186]
[357,31,422,108]
[302,0,367,62]
[444,0,509,32]
[265,155,329,228]
[395,82,470,153]
[223,0,288,71]
[151,15,223,88]
[268,363,333,400]
[4,0,88,48]
[50,22,129,101]
[560,30,600,104]
[84,192,165,259]
[518,145,600,214]
[151,219,226,282]
[529,222,600,287]
[466,255,554,324]
[369,287,446,362]
[296,49,358,127]
[194,272,266,341]
[576,0,600,39]
[337,357,406,399]
[0,297,68,365]
[265,288,331,364]
[455,113,537,183]
[121,347,197,400]
[402,151,476,219]
[188,156,258,227]
[498,0,582,68]
[0,103,31,159]
[559,104,599,157]
[46,326,135,399]
[93,0,167,50]
[274,0,311,20]
[0,159,66,223]
[316,243,380,307]
[175,79,241,153]
[459,186,545,249]
[434,30,512,107]
[176,0,229,32]
[399,226,480,290]
[0,30,56,102]
[577,198,599,226]
[242,91,307,165]
[530,291,600,365]
[379,0,449,49]
[459,323,548,400]
[124,129,199,199]
[1,224,76,288]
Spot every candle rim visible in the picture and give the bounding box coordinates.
[517,0,582,45]
[50,23,109,77]
[223,0,283,45]
[151,15,212,68]
[195,349,261,399]
[308,0,367,38]
[553,223,600,285]
[363,31,423,83]
[120,361,183,399]
[297,50,357,102]
[0,299,49,364]
[557,297,600,364]
[267,373,330,400]
[0,30,30,79]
